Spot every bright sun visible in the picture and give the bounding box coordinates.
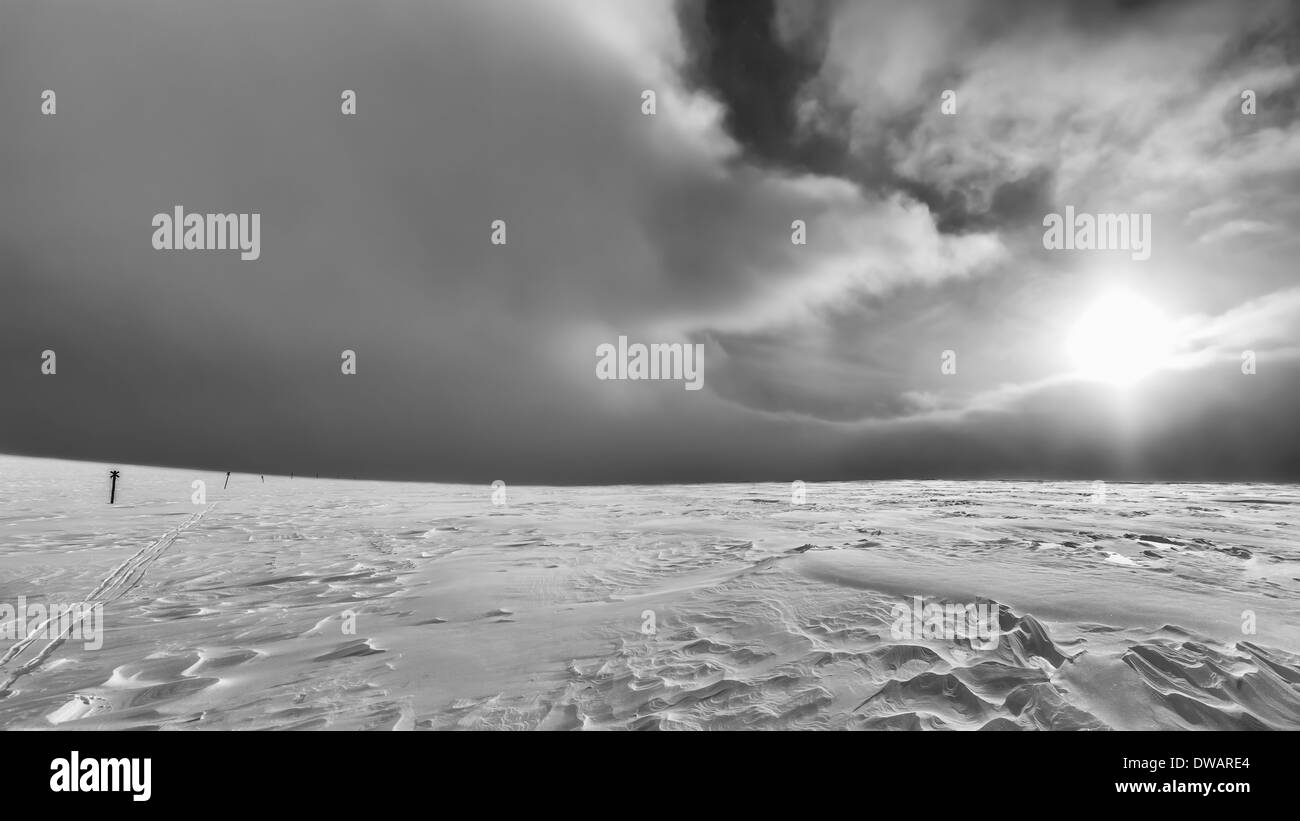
[1066,290,1175,385]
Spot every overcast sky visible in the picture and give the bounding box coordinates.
[2,0,1298,483]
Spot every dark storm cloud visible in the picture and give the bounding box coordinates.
[673,0,1065,234]
[676,0,848,176]
[672,0,1300,238]
[1,0,1298,484]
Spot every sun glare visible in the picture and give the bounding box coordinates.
[1066,290,1175,385]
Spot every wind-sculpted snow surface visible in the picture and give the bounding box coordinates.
[0,456,1297,730]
